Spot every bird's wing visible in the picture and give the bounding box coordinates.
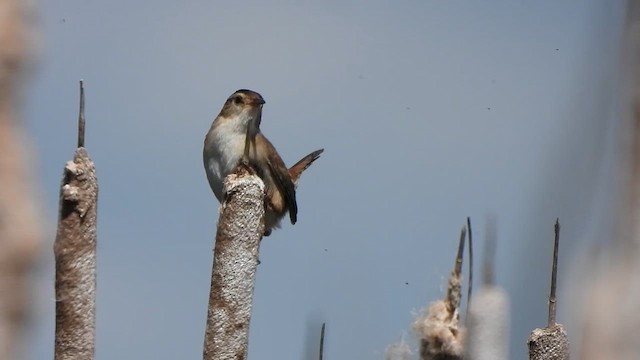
[258,134,298,224]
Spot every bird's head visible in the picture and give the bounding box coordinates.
[217,89,265,130]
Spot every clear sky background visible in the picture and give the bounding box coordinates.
[24,1,627,359]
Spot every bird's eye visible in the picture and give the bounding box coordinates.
[234,96,244,105]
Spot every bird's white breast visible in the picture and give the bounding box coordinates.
[203,120,247,202]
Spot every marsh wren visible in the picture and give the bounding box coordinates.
[203,89,323,236]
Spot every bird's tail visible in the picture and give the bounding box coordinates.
[289,149,324,185]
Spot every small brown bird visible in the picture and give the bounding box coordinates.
[203,89,323,236]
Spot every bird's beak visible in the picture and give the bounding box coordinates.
[251,98,265,106]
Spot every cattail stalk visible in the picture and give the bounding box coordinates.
[203,164,265,360]
[0,0,42,358]
[528,219,569,360]
[413,226,467,360]
[53,81,98,360]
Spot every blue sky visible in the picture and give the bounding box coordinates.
[25,1,627,359]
